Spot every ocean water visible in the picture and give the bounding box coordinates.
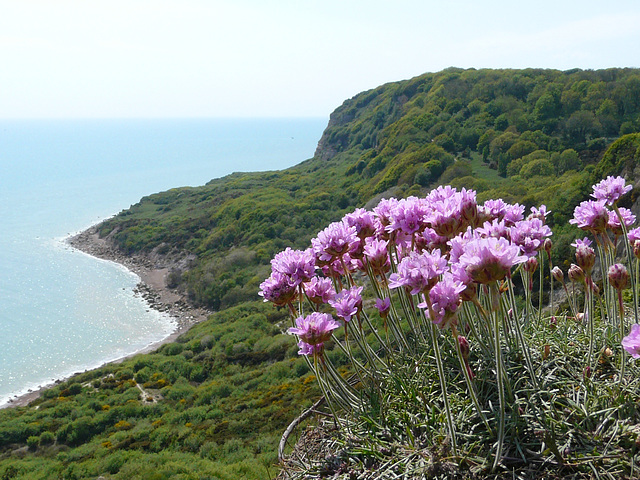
[0,118,326,406]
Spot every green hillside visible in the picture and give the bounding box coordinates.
[98,67,640,310]
[2,68,640,479]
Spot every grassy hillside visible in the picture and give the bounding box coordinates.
[99,68,640,310]
[2,68,640,479]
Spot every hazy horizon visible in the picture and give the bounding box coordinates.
[2,0,640,119]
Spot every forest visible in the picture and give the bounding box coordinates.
[1,68,640,479]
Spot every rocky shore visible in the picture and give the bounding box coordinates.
[4,224,210,409]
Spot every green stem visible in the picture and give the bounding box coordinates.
[451,325,492,435]
[490,283,506,473]
[428,322,457,456]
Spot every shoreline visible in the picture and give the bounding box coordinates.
[2,225,210,409]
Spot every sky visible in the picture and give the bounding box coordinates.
[1,0,639,119]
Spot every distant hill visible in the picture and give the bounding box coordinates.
[99,67,640,309]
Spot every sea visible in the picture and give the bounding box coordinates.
[0,118,326,407]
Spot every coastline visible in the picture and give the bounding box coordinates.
[3,225,210,409]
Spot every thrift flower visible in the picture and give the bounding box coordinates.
[574,242,596,275]
[457,236,527,284]
[528,205,549,223]
[622,324,640,358]
[389,250,448,294]
[502,203,525,226]
[343,208,378,239]
[568,264,585,283]
[591,175,632,206]
[608,263,629,291]
[303,276,336,304]
[363,238,390,273]
[428,195,464,238]
[259,272,297,306]
[311,222,358,263]
[551,266,564,282]
[375,297,391,318]
[386,196,429,236]
[459,188,479,228]
[421,273,466,329]
[510,218,552,258]
[329,286,364,323]
[628,227,640,244]
[477,219,510,240]
[608,208,636,235]
[570,200,609,234]
[271,247,315,287]
[288,312,341,346]
[481,198,509,222]
[297,341,324,357]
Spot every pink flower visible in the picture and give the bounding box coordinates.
[427,195,464,238]
[569,200,609,233]
[480,198,509,222]
[551,266,564,282]
[363,238,390,273]
[574,241,595,275]
[303,276,336,304]
[373,198,399,230]
[622,324,640,358]
[389,250,448,294]
[608,208,636,235]
[420,272,466,329]
[259,272,297,306]
[457,236,527,284]
[459,188,479,227]
[502,203,525,226]
[343,208,378,239]
[297,341,324,357]
[329,286,363,323]
[375,297,391,317]
[571,237,593,249]
[311,222,358,263]
[477,219,510,240]
[608,264,629,291]
[591,176,632,206]
[385,196,429,236]
[288,312,341,347]
[528,205,549,223]
[628,227,640,243]
[415,228,449,252]
[271,247,315,287]
[510,218,552,258]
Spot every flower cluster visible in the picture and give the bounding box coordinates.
[262,176,640,469]
[261,185,554,356]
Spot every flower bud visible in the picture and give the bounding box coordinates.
[633,240,640,260]
[575,245,595,275]
[375,297,391,318]
[568,264,585,283]
[608,263,629,291]
[543,238,553,254]
[583,366,592,379]
[524,257,538,274]
[551,266,564,282]
[543,344,551,360]
[458,335,470,360]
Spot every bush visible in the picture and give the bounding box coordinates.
[26,436,39,451]
[39,431,55,446]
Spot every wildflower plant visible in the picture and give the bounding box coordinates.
[263,178,640,476]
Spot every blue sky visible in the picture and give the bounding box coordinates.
[1,0,639,118]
